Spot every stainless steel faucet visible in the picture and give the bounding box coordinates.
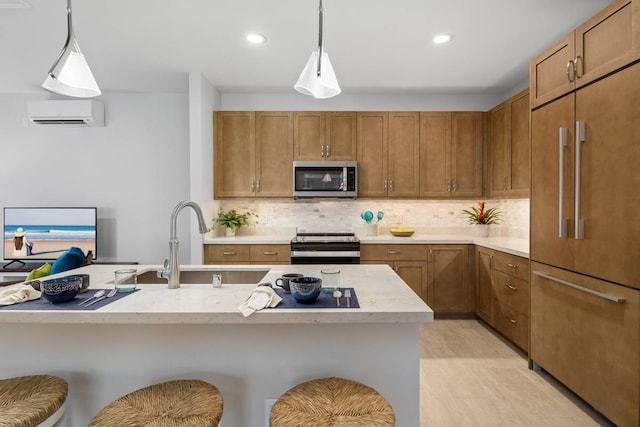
[158,200,209,288]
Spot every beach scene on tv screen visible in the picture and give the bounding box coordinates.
[3,208,96,261]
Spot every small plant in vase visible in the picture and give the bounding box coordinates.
[461,201,502,237]
[213,208,258,237]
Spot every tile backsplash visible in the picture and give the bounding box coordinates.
[214,198,529,239]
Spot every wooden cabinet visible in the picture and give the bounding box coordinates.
[530,262,639,427]
[531,62,640,288]
[360,244,428,301]
[476,247,530,352]
[214,111,293,198]
[361,244,473,313]
[294,112,356,161]
[357,112,420,198]
[530,0,640,108]
[420,112,483,198]
[426,245,473,314]
[203,244,290,265]
[487,89,530,197]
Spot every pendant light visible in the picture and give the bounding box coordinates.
[294,0,340,99]
[42,0,101,98]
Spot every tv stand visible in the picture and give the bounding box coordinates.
[2,260,26,269]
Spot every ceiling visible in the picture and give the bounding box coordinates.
[0,0,613,96]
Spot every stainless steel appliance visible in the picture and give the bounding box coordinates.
[290,233,360,264]
[293,161,357,199]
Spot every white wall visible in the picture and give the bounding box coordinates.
[0,93,190,265]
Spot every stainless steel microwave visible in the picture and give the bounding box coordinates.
[293,161,357,199]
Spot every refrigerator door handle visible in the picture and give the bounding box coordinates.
[533,271,626,303]
[559,127,568,238]
[575,121,586,240]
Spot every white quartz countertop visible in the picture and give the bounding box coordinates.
[0,264,433,325]
[205,232,529,258]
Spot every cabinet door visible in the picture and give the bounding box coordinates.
[530,94,575,270]
[394,261,427,302]
[294,112,325,160]
[530,33,575,108]
[203,244,251,264]
[530,262,640,427]
[420,112,451,197]
[574,63,640,288]
[249,244,290,264]
[427,245,470,313]
[388,112,420,197]
[476,249,493,322]
[450,112,483,197]
[214,112,256,198]
[487,103,508,196]
[325,112,357,160]
[575,0,640,89]
[357,112,388,198]
[508,90,530,196]
[255,112,293,197]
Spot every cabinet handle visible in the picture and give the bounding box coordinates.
[506,263,518,269]
[507,317,517,324]
[326,145,330,157]
[222,251,237,256]
[447,179,451,192]
[250,181,255,192]
[574,56,583,78]
[389,180,393,192]
[263,251,277,255]
[505,283,518,291]
[532,271,626,303]
[566,59,575,82]
[386,250,400,254]
[384,180,388,192]
[452,180,457,192]
[559,127,568,238]
[575,121,585,240]
[256,180,261,192]
[321,145,325,157]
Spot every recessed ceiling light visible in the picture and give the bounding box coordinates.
[433,33,454,45]
[247,33,267,44]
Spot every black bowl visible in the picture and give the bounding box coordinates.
[41,277,82,303]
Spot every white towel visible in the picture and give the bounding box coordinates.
[0,283,42,306]
[238,286,282,317]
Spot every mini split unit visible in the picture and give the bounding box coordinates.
[27,100,105,127]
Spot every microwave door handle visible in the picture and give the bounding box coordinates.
[342,167,347,191]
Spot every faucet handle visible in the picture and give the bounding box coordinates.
[157,258,170,278]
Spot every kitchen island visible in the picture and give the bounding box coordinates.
[0,263,432,427]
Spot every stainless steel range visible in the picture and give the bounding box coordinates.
[290,233,360,264]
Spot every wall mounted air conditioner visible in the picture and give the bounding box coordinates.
[27,100,105,127]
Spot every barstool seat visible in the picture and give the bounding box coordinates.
[88,379,223,427]
[0,374,68,427]
[270,376,395,427]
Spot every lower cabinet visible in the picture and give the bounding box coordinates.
[361,244,473,313]
[476,247,530,352]
[203,244,290,265]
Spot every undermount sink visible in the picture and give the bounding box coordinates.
[135,269,269,285]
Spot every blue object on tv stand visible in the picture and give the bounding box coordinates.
[50,247,86,275]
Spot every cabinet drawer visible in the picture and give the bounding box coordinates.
[360,244,428,261]
[492,252,529,281]
[203,245,251,263]
[250,245,290,263]
[491,271,529,315]
[493,301,529,352]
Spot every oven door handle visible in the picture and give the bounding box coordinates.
[291,251,361,257]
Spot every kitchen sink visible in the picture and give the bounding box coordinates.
[134,269,269,285]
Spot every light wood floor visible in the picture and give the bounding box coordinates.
[420,319,615,427]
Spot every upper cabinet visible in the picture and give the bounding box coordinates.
[530,0,640,108]
[357,112,420,198]
[214,111,293,198]
[487,89,530,197]
[420,112,483,198]
[293,112,357,161]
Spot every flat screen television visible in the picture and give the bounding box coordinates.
[3,207,97,267]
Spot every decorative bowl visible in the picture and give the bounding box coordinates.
[41,277,82,303]
[289,277,322,304]
[390,227,415,237]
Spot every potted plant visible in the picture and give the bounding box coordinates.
[213,208,258,237]
[461,201,502,237]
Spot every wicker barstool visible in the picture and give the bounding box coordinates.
[88,379,223,427]
[0,374,68,427]
[270,377,395,427]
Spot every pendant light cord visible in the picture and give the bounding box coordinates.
[47,0,75,76]
[316,0,323,77]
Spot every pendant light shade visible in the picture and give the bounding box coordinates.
[42,0,100,98]
[294,0,340,99]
